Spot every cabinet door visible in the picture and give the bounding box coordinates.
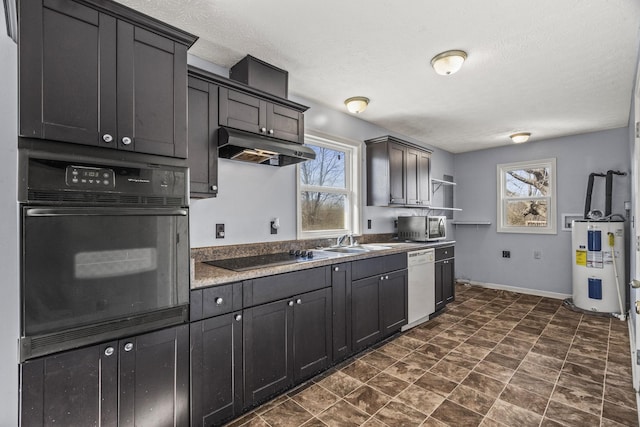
[406,148,420,205]
[188,78,219,197]
[380,269,408,335]
[243,299,293,407]
[417,150,431,205]
[351,276,382,351]
[20,340,118,427]
[219,88,267,135]
[117,22,188,158]
[435,261,446,312]
[191,313,243,427]
[119,325,189,427]
[331,263,352,361]
[293,288,332,382]
[388,142,407,205]
[266,103,304,143]
[19,0,117,146]
[443,259,455,304]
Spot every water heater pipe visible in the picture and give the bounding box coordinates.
[605,170,627,217]
[584,172,606,219]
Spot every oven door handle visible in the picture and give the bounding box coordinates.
[25,208,188,217]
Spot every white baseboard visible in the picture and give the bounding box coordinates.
[457,279,571,300]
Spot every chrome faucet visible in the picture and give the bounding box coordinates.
[336,233,356,247]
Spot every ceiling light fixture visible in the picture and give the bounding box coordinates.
[510,132,531,143]
[344,96,369,114]
[430,50,467,76]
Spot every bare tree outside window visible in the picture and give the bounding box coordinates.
[300,145,348,231]
[497,159,556,234]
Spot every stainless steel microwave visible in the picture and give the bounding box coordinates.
[398,215,447,241]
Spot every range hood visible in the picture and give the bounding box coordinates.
[217,127,316,166]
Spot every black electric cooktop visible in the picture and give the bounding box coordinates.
[204,250,330,272]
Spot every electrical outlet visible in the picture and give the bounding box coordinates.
[534,250,542,259]
[216,223,225,239]
[367,219,372,229]
[502,250,510,258]
[394,219,398,228]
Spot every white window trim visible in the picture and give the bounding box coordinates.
[497,158,557,234]
[297,130,361,240]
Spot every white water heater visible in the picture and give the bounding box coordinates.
[571,220,625,313]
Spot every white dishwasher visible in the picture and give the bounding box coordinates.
[401,248,435,331]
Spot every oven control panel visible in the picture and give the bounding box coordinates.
[65,166,115,188]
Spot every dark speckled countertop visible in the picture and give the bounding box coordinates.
[191,239,455,289]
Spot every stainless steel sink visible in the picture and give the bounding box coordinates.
[319,244,391,254]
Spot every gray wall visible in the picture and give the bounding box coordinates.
[188,57,456,248]
[0,12,19,427]
[454,127,631,296]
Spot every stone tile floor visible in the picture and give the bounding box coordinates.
[226,284,639,427]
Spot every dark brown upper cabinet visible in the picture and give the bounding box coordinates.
[219,87,305,144]
[365,135,432,207]
[19,0,197,158]
[187,76,219,198]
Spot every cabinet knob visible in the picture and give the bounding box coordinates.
[102,134,113,143]
[268,129,274,135]
[385,275,389,280]
[121,136,132,145]
[260,127,267,133]
[334,267,339,271]
[210,185,218,191]
[104,346,114,356]
[215,297,224,305]
[235,314,242,321]
[296,298,302,304]
[380,276,385,281]
[288,301,294,306]
[123,342,134,352]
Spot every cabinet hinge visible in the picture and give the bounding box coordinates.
[636,121,640,138]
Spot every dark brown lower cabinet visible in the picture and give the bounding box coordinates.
[243,287,331,408]
[20,325,189,427]
[331,263,352,362]
[190,313,243,427]
[380,269,408,335]
[352,269,408,352]
[435,259,455,311]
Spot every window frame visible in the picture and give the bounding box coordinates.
[496,158,557,234]
[296,131,361,239]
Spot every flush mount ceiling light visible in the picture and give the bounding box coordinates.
[510,132,531,143]
[430,50,467,75]
[344,96,369,114]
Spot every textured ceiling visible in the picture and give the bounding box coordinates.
[116,0,640,153]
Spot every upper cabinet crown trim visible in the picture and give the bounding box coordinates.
[74,0,198,46]
[188,65,309,112]
[364,135,433,153]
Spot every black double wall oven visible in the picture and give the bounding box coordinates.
[19,146,190,361]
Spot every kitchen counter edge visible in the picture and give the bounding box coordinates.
[191,240,455,289]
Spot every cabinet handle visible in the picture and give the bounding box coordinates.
[215,297,224,305]
[334,267,339,271]
[210,185,218,191]
[288,301,294,306]
[121,136,132,146]
[296,298,302,304]
[260,127,267,133]
[235,314,242,321]
[102,134,113,143]
[123,342,134,352]
[104,346,114,356]
[268,129,274,135]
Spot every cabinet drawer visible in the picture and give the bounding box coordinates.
[243,267,330,307]
[435,246,455,261]
[351,253,407,281]
[190,282,242,321]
